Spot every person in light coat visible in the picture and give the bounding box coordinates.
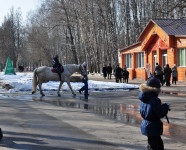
[171,64,177,84]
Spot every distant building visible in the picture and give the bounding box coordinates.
[120,19,186,81]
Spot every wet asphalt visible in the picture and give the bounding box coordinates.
[0,74,186,150]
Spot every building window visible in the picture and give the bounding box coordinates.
[124,54,132,68]
[136,52,144,68]
[177,48,186,67]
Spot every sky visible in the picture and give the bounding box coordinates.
[0,0,41,24]
[0,72,139,94]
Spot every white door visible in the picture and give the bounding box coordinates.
[162,50,167,68]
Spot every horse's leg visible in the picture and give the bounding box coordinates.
[66,80,76,96]
[38,82,45,96]
[57,81,64,96]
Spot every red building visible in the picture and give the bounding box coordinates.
[120,19,186,81]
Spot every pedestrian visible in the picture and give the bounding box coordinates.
[123,65,129,83]
[163,64,172,86]
[52,54,63,81]
[102,64,107,79]
[115,65,123,83]
[107,63,112,79]
[138,77,170,150]
[154,63,163,85]
[171,64,177,85]
[123,65,127,71]
[79,75,89,95]
[145,63,151,79]
[0,128,3,140]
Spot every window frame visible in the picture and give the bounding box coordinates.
[177,48,186,67]
[136,52,144,68]
[124,54,132,69]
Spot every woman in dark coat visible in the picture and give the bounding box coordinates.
[115,65,123,83]
[102,64,107,79]
[123,65,129,83]
[138,77,170,150]
[107,63,112,79]
[163,64,172,86]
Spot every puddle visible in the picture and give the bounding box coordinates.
[32,96,141,126]
[1,90,186,143]
[162,91,186,96]
[32,95,186,143]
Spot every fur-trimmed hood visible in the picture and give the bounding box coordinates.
[139,84,161,94]
[138,84,161,103]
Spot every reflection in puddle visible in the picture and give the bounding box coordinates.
[163,122,186,143]
[32,96,186,143]
[162,91,186,96]
[32,96,141,126]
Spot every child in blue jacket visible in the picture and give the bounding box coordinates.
[138,77,170,150]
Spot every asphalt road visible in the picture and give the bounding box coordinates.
[0,74,186,150]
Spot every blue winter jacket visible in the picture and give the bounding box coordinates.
[138,88,169,136]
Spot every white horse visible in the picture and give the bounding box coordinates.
[32,63,87,96]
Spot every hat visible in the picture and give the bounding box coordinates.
[147,77,161,89]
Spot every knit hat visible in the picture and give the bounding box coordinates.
[147,77,161,89]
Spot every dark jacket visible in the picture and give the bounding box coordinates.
[53,56,62,73]
[163,66,172,81]
[154,65,162,76]
[115,66,123,77]
[123,70,129,78]
[102,66,107,77]
[138,84,169,136]
[107,66,112,74]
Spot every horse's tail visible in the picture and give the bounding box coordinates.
[32,68,38,94]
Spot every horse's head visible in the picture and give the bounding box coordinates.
[79,62,87,76]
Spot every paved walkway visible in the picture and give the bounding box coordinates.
[88,74,186,148]
[88,74,186,93]
[0,74,186,150]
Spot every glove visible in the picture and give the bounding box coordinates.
[166,103,171,111]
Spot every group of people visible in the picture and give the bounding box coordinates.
[154,63,177,86]
[102,64,113,79]
[102,64,129,83]
[114,64,129,83]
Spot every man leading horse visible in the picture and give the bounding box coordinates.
[32,61,87,96]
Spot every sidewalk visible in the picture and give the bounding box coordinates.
[88,74,186,93]
[0,74,186,150]
[88,74,186,147]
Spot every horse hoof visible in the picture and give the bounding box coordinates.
[73,94,76,97]
[58,94,61,97]
[42,94,45,96]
